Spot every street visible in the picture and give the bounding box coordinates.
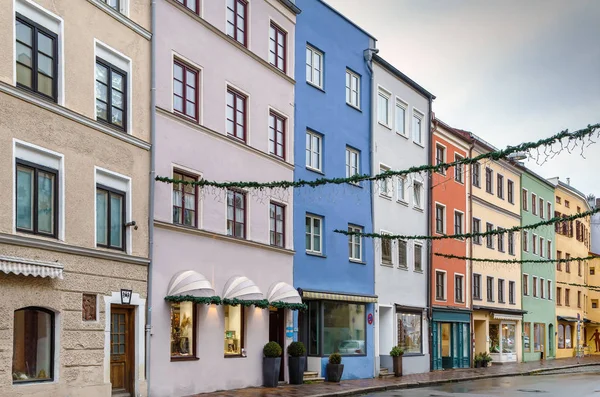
[366,368,600,397]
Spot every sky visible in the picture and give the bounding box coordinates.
[326,0,600,196]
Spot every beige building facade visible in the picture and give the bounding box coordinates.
[0,0,151,396]
[469,136,524,364]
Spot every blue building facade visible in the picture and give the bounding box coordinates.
[293,0,377,380]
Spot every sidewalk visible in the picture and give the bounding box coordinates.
[189,356,600,397]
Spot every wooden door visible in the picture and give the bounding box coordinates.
[269,308,285,381]
[110,307,134,395]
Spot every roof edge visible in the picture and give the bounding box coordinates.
[276,0,301,15]
[318,0,376,40]
[373,54,435,100]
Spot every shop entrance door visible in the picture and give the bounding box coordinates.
[441,323,452,369]
[548,324,554,357]
[110,306,134,396]
[269,308,285,381]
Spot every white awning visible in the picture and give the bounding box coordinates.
[167,270,215,297]
[223,276,263,301]
[493,313,522,321]
[267,282,302,304]
[0,255,63,279]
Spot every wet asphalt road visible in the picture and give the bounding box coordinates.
[365,370,600,397]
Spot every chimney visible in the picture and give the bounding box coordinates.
[566,177,571,185]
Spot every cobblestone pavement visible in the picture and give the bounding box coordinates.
[188,356,600,397]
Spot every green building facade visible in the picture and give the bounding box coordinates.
[520,167,556,361]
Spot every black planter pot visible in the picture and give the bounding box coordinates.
[392,355,403,377]
[263,357,281,387]
[288,356,306,385]
[475,361,482,368]
[326,363,344,383]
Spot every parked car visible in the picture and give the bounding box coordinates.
[338,340,365,354]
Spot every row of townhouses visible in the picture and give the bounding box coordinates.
[0,1,598,396]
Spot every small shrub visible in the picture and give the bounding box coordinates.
[329,353,342,365]
[390,346,404,357]
[263,341,282,358]
[287,341,306,357]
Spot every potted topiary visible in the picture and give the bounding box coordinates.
[263,341,282,387]
[326,353,344,382]
[482,352,492,367]
[287,341,306,385]
[474,353,483,368]
[389,345,404,376]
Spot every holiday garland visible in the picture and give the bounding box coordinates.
[336,207,600,241]
[557,281,600,292]
[164,295,222,305]
[434,253,598,264]
[155,123,600,190]
[269,301,308,311]
[164,296,307,310]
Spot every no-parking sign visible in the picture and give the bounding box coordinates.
[368,313,373,325]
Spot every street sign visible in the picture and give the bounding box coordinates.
[368,313,373,325]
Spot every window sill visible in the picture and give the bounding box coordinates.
[435,298,447,302]
[350,259,366,265]
[306,81,325,93]
[398,266,409,271]
[414,270,424,274]
[381,262,393,267]
[346,103,362,112]
[306,251,326,258]
[397,200,409,207]
[306,167,325,176]
[413,207,424,213]
[378,121,392,130]
[171,356,199,362]
[224,354,246,359]
[379,194,392,201]
[413,141,425,149]
[473,297,482,301]
[396,132,409,139]
[347,182,363,188]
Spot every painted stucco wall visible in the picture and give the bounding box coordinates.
[520,169,556,361]
[293,0,374,380]
[371,60,431,375]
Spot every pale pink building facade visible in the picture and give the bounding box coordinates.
[150,0,299,395]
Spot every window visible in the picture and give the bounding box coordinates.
[395,100,407,136]
[507,180,514,204]
[557,251,562,270]
[398,240,408,268]
[591,267,596,275]
[227,190,246,238]
[593,299,598,309]
[96,185,125,250]
[523,189,529,211]
[12,308,54,383]
[435,204,445,234]
[348,225,362,261]
[558,324,565,348]
[226,0,247,46]
[547,280,552,300]
[454,211,463,236]
[269,112,286,159]
[498,279,505,303]
[345,70,360,108]
[323,302,366,355]
[472,163,480,187]
[455,274,464,303]
[539,198,544,218]
[565,289,570,306]
[565,200,570,208]
[175,0,198,13]
[473,274,481,300]
[269,22,286,72]
[485,167,493,193]
[413,181,423,209]
[566,253,571,273]
[532,233,537,255]
[556,196,561,204]
[414,243,423,271]
[345,147,360,179]
[486,223,494,248]
[305,215,322,254]
[397,176,407,202]
[509,281,515,304]
[270,202,285,248]
[16,15,58,101]
[305,131,322,171]
[534,323,545,352]
[497,174,504,199]
[487,276,494,301]
[381,234,392,265]
[532,193,537,215]
[96,58,127,130]
[533,276,538,297]
[172,171,197,227]
[524,322,531,352]
[539,237,544,257]
[435,145,446,174]
[523,274,529,296]
[226,88,246,141]
[557,287,562,305]
[578,260,582,277]
[497,228,505,252]
[436,271,446,300]
[377,89,390,126]
[397,311,422,354]
[173,60,198,121]
[578,291,582,308]
[523,231,529,251]
[16,160,58,237]
[412,112,423,145]
[224,305,244,356]
[306,46,323,88]
[454,155,464,183]
[508,231,515,255]
[546,241,551,259]
[540,278,545,299]
[170,302,196,359]
[472,218,481,245]
[379,165,391,197]
[565,324,572,348]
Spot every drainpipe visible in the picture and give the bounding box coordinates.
[145,0,157,392]
[364,46,378,377]
[426,99,433,371]
[467,139,474,367]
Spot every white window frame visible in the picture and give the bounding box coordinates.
[434,202,446,235]
[305,214,323,254]
[413,180,424,210]
[455,273,465,303]
[305,130,322,172]
[14,0,65,106]
[540,278,545,299]
[395,97,408,137]
[413,241,423,272]
[498,278,505,303]
[523,273,529,296]
[345,146,360,180]
[473,273,482,300]
[522,188,529,211]
[532,233,537,255]
[454,209,464,237]
[397,238,408,269]
[539,237,544,258]
[348,224,362,262]
[377,86,391,128]
[380,230,393,266]
[94,166,133,254]
[306,45,323,89]
[533,276,538,298]
[548,280,553,300]
[539,198,545,219]
[507,179,514,204]
[345,69,360,109]
[170,164,203,229]
[435,143,446,175]
[547,240,552,259]
[454,154,464,183]
[472,217,482,245]
[396,175,408,204]
[379,164,391,198]
[523,230,529,252]
[435,270,447,301]
[412,110,424,146]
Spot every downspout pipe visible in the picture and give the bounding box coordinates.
[426,99,433,371]
[145,0,156,392]
[467,138,475,367]
[364,45,378,377]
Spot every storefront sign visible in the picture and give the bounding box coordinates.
[121,289,132,304]
[368,313,373,325]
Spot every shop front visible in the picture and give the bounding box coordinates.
[473,308,524,364]
[431,309,471,370]
[489,320,518,363]
[557,316,579,358]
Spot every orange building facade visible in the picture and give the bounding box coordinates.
[430,119,472,370]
